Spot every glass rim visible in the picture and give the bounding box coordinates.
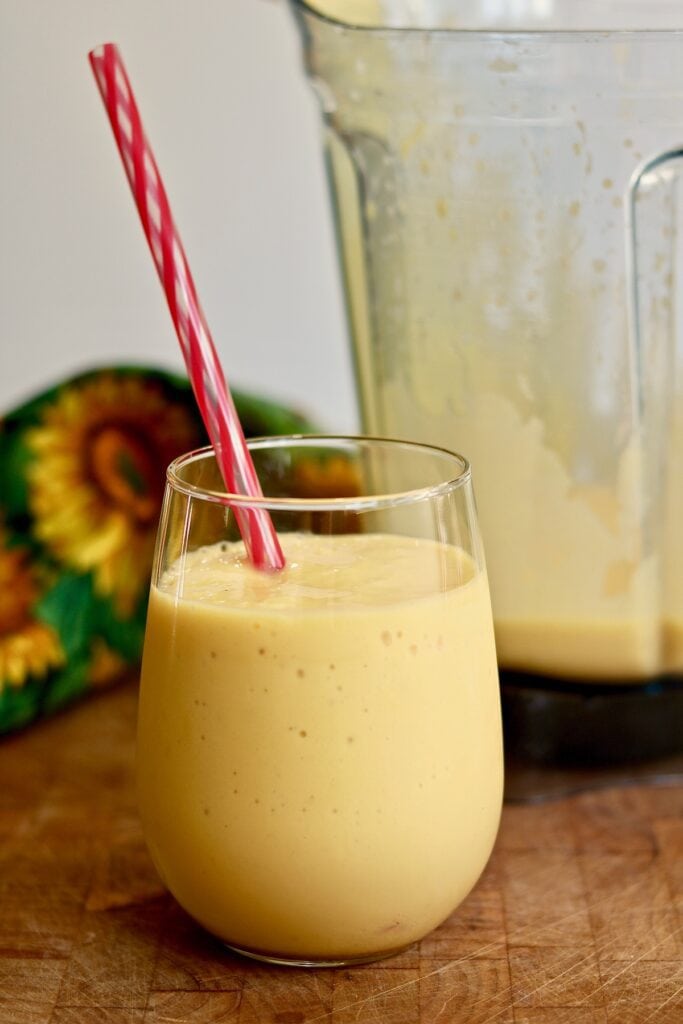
[166,434,471,512]
[291,0,683,37]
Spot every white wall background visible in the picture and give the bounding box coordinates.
[0,0,358,430]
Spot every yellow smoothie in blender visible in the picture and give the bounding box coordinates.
[137,530,502,963]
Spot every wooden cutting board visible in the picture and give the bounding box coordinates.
[1,679,682,1024]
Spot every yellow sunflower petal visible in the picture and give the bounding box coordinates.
[27,374,200,609]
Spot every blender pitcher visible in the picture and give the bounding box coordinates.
[290,1,683,764]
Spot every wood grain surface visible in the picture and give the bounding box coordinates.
[1,679,682,1024]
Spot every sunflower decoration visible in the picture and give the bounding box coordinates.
[0,367,203,732]
[0,527,64,690]
[26,373,202,616]
[0,366,315,734]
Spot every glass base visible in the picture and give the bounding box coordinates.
[222,940,413,968]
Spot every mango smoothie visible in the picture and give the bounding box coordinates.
[138,531,502,963]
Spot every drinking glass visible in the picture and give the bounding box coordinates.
[137,435,502,966]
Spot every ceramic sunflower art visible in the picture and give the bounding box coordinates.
[0,366,312,734]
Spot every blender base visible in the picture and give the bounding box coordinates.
[501,671,683,801]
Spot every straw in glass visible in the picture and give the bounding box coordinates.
[88,42,285,571]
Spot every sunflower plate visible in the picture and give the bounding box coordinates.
[0,367,313,735]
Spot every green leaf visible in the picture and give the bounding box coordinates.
[35,572,97,660]
[0,677,45,734]
[0,429,32,521]
[93,589,147,663]
[232,391,317,438]
[40,658,89,715]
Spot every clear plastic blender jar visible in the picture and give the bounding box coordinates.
[290,1,683,763]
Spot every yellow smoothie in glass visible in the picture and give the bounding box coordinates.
[137,531,502,962]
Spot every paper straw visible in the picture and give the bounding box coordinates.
[88,42,285,571]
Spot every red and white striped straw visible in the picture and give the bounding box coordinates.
[88,42,285,572]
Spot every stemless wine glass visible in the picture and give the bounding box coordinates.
[137,435,503,967]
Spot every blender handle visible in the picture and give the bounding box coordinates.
[626,146,683,520]
[626,146,683,418]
